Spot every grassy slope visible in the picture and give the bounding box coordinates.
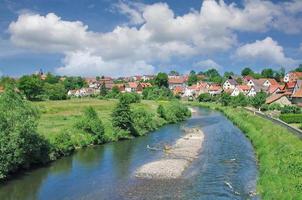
[34,98,162,142]
[190,102,302,200]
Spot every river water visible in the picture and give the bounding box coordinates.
[0,107,259,200]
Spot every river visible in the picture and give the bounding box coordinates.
[0,107,259,200]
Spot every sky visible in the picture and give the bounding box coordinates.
[0,0,302,77]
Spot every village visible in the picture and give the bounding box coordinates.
[66,71,302,107]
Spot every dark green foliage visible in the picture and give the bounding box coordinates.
[268,103,282,111]
[100,82,108,96]
[0,76,16,88]
[279,114,302,123]
[105,86,120,98]
[261,68,274,78]
[142,86,173,100]
[51,131,74,157]
[188,70,198,86]
[131,107,157,136]
[251,91,267,110]
[154,72,168,88]
[198,93,213,102]
[294,64,302,72]
[241,67,254,76]
[159,102,191,123]
[43,83,67,100]
[0,88,50,179]
[219,93,231,106]
[119,93,141,104]
[169,70,179,76]
[75,107,105,144]
[112,99,134,136]
[260,103,269,111]
[204,69,222,83]
[231,93,248,107]
[281,105,301,114]
[45,73,60,84]
[157,105,166,118]
[18,75,44,101]
[63,76,86,91]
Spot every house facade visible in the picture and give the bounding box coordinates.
[284,72,302,83]
[223,79,237,90]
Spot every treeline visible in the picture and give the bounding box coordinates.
[0,89,190,180]
[0,74,87,101]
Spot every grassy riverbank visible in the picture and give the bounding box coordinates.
[190,102,302,199]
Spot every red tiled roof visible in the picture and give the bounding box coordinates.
[168,77,186,84]
[209,85,222,91]
[140,82,152,88]
[127,82,138,88]
[266,93,288,104]
[286,81,296,89]
[173,86,184,94]
[267,78,279,85]
[292,88,302,98]
[268,84,281,94]
[238,85,250,91]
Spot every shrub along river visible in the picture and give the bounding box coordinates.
[0,107,259,200]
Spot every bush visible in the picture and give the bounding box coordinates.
[119,93,141,104]
[198,93,212,102]
[157,105,166,119]
[43,83,67,100]
[131,107,157,136]
[219,93,232,106]
[281,105,301,114]
[112,99,134,136]
[260,104,269,111]
[50,131,74,158]
[279,114,302,123]
[268,103,282,111]
[0,88,50,179]
[142,86,173,100]
[231,93,248,107]
[75,107,105,144]
[160,101,191,123]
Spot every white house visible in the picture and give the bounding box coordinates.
[223,79,237,90]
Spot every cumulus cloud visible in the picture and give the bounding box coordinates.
[194,59,221,70]
[8,0,301,76]
[235,37,297,66]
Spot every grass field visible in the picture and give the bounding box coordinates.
[190,102,302,200]
[34,98,161,142]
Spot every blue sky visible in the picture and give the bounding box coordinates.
[0,0,301,77]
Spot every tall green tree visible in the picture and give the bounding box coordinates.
[261,68,274,78]
[169,70,179,76]
[188,70,198,86]
[251,91,267,111]
[43,83,67,100]
[241,67,254,76]
[0,87,50,179]
[154,72,168,88]
[99,82,108,96]
[18,75,44,101]
[45,73,60,84]
[63,76,86,91]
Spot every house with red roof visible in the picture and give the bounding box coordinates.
[223,79,238,90]
[284,72,302,83]
[266,93,292,106]
[208,85,222,95]
[125,82,138,93]
[291,80,302,106]
[137,82,152,93]
[173,86,185,96]
[168,76,187,89]
[230,85,250,96]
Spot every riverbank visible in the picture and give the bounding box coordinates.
[135,128,204,179]
[190,102,302,200]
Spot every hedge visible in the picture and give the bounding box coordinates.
[279,114,302,124]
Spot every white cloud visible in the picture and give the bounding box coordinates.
[55,51,155,77]
[7,0,301,76]
[235,37,297,66]
[114,1,145,25]
[194,59,221,70]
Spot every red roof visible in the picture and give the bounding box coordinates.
[285,81,296,89]
[168,77,186,84]
[139,82,152,88]
[267,78,279,85]
[266,93,288,104]
[268,84,281,94]
[208,85,222,91]
[238,85,250,91]
[292,88,302,98]
[127,82,138,88]
[173,86,184,94]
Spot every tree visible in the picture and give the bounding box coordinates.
[219,93,231,106]
[0,76,16,88]
[75,107,105,144]
[63,76,86,91]
[223,71,234,78]
[261,68,274,78]
[198,93,212,102]
[154,72,168,88]
[169,70,179,76]
[236,77,243,85]
[96,76,100,81]
[45,73,60,84]
[231,93,248,107]
[99,82,108,96]
[112,97,135,135]
[43,83,67,100]
[204,68,222,83]
[294,64,302,72]
[18,75,44,101]
[188,70,198,86]
[241,67,254,76]
[0,87,50,179]
[251,91,267,111]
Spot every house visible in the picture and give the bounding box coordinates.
[142,75,154,81]
[125,82,138,93]
[173,86,184,96]
[196,81,209,95]
[268,84,282,94]
[266,93,292,106]
[284,72,302,83]
[284,81,296,93]
[168,76,187,89]
[137,82,152,93]
[183,85,198,97]
[243,76,253,84]
[291,80,302,105]
[230,85,250,96]
[114,84,126,92]
[223,79,238,90]
[208,85,222,95]
[68,88,98,97]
